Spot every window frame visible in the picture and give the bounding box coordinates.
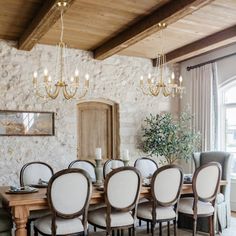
[219,79,236,178]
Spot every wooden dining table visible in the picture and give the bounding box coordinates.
[0,180,227,236]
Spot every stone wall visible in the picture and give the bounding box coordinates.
[0,40,179,185]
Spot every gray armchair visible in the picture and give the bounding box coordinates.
[193,151,232,232]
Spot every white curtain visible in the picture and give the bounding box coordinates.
[190,62,218,151]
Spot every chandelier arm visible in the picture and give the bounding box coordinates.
[162,86,171,97]
[140,85,151,96]
[45,85,60,99]
[65,86,89,100]
[33,79,48,99]
[148,82,160,97]
[35,89,48,99]
[63,86,78,100]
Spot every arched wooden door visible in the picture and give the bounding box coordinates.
[77,100,119,160]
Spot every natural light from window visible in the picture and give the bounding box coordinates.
[220,82,236,177]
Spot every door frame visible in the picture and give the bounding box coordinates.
[77,98,120,160]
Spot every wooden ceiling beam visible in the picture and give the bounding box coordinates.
[18,0,75,51]
[93,0,213,60]
[165,25,236,63]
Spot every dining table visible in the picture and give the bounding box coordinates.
[0,180,227,236]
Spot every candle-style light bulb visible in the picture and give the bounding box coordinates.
[33,71,38,78]
[75,69,79,77]
[85,74,90,80]
[148,73,151,79]
[44,68,48,76]
[70,76,75,82]
[48,76,52,82]
[179,76,183,84]
[140,76,144,85]
[171,72,175,80]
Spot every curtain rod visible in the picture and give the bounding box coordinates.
[186,52,236,71]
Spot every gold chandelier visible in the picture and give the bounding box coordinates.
[140,23,184,98]
[33,0,89,100]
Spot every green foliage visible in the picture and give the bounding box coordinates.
[140,112,200,164]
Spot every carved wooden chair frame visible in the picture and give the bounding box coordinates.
[34,168,92,236]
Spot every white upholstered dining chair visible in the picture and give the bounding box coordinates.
[178,162,222,236]
[103,159,124,178]
[34,168,92,236]
[88,167,141,236]
[20,161,54,236]
[137,165,183,236]
[134,157,158,179]
[68,160,96,182]
[20,161,54,187]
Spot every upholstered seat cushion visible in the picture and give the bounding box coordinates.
[137,202,176,221]
[88,207,134,227]
[0,208,12,232]
[178,197,214,215]
[29,209,50,220]
[34,215,84,235]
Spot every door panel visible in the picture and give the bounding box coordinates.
[77,101,119,160]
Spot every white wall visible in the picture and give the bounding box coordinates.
[180,43,236,210]
[0,40,179,186]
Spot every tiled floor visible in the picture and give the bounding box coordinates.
[89,213,236,236]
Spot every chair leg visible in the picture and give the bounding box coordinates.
[173,220,177,236]
[132,226,136,236]
[139,219,142,226]
[121,229,124,236]
[193,218,197,236]
[147,221,150,233]
[167,221,170,236]
[159,222,162,236]
[27,221,31,236]
[34,227,38,236]
[112,230,115,236]
[117,229,120,236]
[151,221,155,236]
[128,228,132,236]
[107,229,112,236]
[209,215,214,236]
[94,226,97,232]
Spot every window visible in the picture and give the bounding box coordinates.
[220,81,236,177]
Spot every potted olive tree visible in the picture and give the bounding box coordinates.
[140,112,200,165]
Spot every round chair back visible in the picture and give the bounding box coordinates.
[103,159,124,177]
[152,165,183,207]
[193,162,222,202]
[134,157,158,178]
[105,167,141,210]
[20,161,53,186]
[68,160,96,182]
[48,169,92,217]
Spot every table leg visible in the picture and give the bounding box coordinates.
[12,205,29,236]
